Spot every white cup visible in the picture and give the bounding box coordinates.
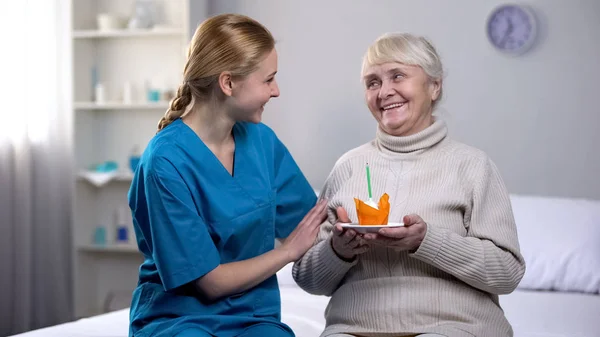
[97,14,123,31]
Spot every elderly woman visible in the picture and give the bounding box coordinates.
[292,33,526,337]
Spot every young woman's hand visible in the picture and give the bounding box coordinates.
[331,207,369,261]
[281,199,328,262]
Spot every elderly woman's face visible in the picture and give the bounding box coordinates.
[363,62,440,136]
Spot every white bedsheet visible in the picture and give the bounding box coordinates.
[281,287,600,337]
[500,289,600,337]
[10,288,600,337]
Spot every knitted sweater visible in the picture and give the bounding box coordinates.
[292,119,525,337]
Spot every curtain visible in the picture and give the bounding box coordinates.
[0,0,74,335]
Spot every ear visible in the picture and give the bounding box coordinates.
[218,71,233,97]
[430,78,442,102]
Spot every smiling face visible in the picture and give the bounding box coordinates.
[363,62,440,137]
[228,48,280,123]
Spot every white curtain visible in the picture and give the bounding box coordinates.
[0,0,74,335]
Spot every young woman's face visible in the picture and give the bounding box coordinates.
[363,62,440,136]
[230,48,280,123]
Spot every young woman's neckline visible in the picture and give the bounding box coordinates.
[176,118,243,178]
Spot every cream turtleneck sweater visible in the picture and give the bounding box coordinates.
[292,119,525,337]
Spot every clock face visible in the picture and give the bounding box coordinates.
[487,4,537,54]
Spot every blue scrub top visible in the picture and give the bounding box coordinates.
[127,119,316,337]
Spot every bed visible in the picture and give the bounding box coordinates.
[279,273,600,337]
[10,284,600,337]
[11,194,600,337]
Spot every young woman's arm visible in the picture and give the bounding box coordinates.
[195,200,327,301]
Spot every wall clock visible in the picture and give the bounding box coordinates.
[487,4,538,55]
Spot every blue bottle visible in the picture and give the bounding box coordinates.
[115,206,130,244]
[117,226,128,242]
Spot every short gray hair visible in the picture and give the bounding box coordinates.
[362,33,444,108]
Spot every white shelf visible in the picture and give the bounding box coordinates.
[74,101,170,110]
[70,0,191,320]
[73,28,183,39]
[77,244,140,254]
[77,170,133,187]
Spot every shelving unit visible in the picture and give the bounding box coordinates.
[70,0,191,318]
[78,244,140,254]
[74,101,170,110]
[73,28,182,39]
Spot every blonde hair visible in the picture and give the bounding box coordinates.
[362,33,444,109]
[157,14,275,131]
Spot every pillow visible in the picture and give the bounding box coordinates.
[510,194,600,294]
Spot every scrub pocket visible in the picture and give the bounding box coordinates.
[253,189,280,318]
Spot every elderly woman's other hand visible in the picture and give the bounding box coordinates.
[331,207,370,261]
[363,214,427,252]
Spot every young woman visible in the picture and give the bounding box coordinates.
[127,14,326,337]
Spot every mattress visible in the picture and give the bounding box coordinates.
[499,289,600,337]
[10,287,600,337]
[281,287,600,337]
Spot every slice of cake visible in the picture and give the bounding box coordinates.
[353,193,390,226]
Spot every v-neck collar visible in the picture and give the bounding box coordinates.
[230,123,243,179]
[171,118,272,208]
[175,118,245,180]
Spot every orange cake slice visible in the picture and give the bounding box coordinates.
[353,193,390,226]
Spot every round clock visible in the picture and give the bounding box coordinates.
[486,4,538,55]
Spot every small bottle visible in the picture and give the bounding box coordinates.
[95,83,106,104]
[146,80,159,102]
[115,206,129,244]
[117,226,128,243]
[123,81,133,104]
[93,225,107,246]
[91,66,97,101]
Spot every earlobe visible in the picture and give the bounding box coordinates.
[430,79,442,101]
[218,72,233,97]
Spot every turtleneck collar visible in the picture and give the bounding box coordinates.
[376,119,448,154]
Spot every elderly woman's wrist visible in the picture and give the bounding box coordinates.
[410,224,445,262]
[330,239,356,262]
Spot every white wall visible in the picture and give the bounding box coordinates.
[192,0,600,200]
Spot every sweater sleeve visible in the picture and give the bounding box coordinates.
[411,157,526,295]
[292,160,357,296]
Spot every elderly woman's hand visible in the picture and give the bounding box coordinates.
[331,207,370,261]
[363,214,427,252]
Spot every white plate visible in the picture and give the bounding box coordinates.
[340,222,404,234]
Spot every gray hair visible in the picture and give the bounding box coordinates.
[362,33,445,109]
